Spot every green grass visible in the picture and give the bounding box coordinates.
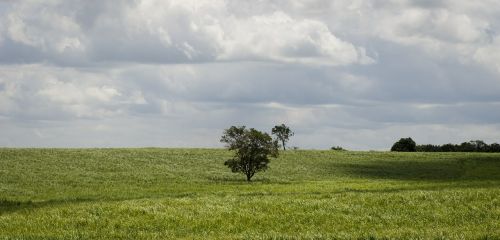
[1,148,499,239]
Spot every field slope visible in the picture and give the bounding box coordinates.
[1,148,499,239]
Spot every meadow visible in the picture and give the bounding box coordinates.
[0,148,499,239]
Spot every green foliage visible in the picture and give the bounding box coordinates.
[391,137,416,152]
[1,148,500,239]
[331,146,346,151]
[271,124,294,150]
[221,126,279,181]
[417,140,500,152]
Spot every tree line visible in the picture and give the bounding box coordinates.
[391,138,500,152]
[220,125,500,181]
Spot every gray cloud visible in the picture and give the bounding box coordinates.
[1,0,500,150]
[0,0,371,66]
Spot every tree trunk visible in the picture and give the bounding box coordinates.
[246,173,252,182]
[246,171,255,182]
[282,140,286,151]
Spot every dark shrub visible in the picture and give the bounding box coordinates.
[331,146,346,151]
[391,137,416,152]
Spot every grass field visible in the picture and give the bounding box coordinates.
[1,148,499,239]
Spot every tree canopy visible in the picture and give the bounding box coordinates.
[416,140,500,152]
[272,124,294,151]
[391,137,417,152]
[220,126,279,181]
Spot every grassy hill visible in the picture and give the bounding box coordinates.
[1,148,499,239]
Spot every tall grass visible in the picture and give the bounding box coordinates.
[1,148,499,239]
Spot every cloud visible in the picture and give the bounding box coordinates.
[0,0,371,66]
[474,36,500,73]
[1,0,500,149]
[374,8,488,45]
[0,65,139,120]
[216,11,372,65]
[282,0,498,69]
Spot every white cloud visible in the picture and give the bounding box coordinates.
[0,0,371,66]
[0,65,143,119]
[366,7,492,66]
[1,1,500,149]
[38,81,120,104]
[218,11,371,65]
[5,2,85,53]
[375,8,488,44]
[284,0,498,66]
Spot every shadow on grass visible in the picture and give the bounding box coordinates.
[207,176,292,185]
[332,156,500,181]
[334,180,500,194]
[226,181,500,199]
[0,198,94,215]
[0,192,204,215]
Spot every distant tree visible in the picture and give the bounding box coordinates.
[391,137,416,152]
[458,141,475,152]
[441,143,456,152]
[416,140,500,152]
[331,146,346,151]
[489,143,500,152]
[272,124,294,151]
[220,126,279,181]
[469,140,488,152]
[416,144,438,152]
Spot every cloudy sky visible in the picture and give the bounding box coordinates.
[1,0,500,150]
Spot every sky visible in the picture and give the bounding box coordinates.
[1,0,500,150]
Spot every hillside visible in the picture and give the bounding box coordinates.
[1,149,499,239]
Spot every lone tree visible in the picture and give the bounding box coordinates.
[271,124,294,150]
[221,126,279,181]
[391,137,416,152]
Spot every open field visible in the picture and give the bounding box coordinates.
[0,148,499,239]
